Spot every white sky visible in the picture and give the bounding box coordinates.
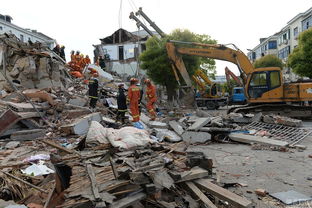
[2,0,311,75]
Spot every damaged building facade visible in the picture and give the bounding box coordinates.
[93,29,157,77]
[0,14,55,48]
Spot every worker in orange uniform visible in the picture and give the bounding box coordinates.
[84,55,91,65]
[144,79,157,121]
[127,78,141,122]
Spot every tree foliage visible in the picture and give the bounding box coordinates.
[288,28,312,78]
[139,29,217,95]
[253,54,284,69]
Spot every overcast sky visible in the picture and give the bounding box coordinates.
[2,0,311,75]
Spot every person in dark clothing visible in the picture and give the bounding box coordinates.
[116,83,127,123]
[60,45,66,61]
[53,44,61,56]
[88,73,99,110]
[99,56,106,69]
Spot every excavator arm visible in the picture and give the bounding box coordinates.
[166,40,255,85]
[225,66,243,87]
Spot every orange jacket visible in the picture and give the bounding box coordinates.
[146,84,157,102]
[84,57,91,65]
[128,85,141,104]
[71,54,75,62]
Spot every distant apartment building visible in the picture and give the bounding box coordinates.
[0,14,55,48]
[247,7,312,79]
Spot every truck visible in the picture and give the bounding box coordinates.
[224,67,246,105]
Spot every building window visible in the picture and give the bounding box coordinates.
[0,26,2,30]
[302,16,312,31]
[118,46,124,60]
[268,41,277,49]
[20,34,24,42]
[294,27,299,38]
[278,46,290,59]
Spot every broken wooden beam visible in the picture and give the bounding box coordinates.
[185,181,217,208]
[86,164,101,201]
[0,109,21,136]
[10,129,45,141]
[108,192,146,208]
[0,170,48,193]
[194,179,252,208]
[41,139,74,154]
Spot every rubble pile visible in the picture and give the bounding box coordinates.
[0,33,72,91]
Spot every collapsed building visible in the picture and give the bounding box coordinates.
[93,28,158,77]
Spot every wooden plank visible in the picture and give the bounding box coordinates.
[86,164,101,201]
[229,133,289,147]
[108,192,146,208]
[177,167,209,183]
[0,109,21,136]
[10,129,45,141]
[194,179,252,208]
[41,139,74,154]
[185,181,217,208]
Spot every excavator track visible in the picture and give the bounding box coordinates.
[227,104,312,119]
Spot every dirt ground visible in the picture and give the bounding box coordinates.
[188,107,312,207]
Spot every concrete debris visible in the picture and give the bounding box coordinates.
[0,33,311,208]
[263,114,302,127]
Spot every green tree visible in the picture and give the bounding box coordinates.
[139,29,216,101]
[288,28,312,78]
[253,54,284,69]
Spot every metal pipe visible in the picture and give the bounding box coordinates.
[136,7,165,38]
[129,12,155,37]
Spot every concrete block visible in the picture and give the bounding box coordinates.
[182,131,211,144]
[60,112,102,135]
[229,133,289,147]
[68,97,87,107]
[188,117,211,131]
[168,120,184,135]
[148,121,167,129]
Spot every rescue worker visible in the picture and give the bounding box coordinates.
[144,79,157,121]
[116,83,127,123]
[53,44,61,56]
[60,45,66,61]
[88,72,99,110]
[98,55,106,70]
[127,78,140,122]
[84,55,91,65]
[70,50,75,62]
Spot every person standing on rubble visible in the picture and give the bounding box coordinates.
[88,72,99,110]
[60,45,66,61]
[84,55,91,66]
[127,78,140,122]
[144,79,157,121]
[53,44,61,56]
[98,55,106,70]
[116,83,127,123]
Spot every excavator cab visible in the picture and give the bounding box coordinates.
[247,69,281,99]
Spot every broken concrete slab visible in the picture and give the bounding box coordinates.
[188,117,211,131]
[5,141,20,149]
[270,190,312,205]
[147,121,167,129]
[60,112,102,135]
[169,120,184,135]
[229,133,289,147]
[68,97,87,107]
[182,131,211,144]
[6,101,43,112]
[154,128,182,142]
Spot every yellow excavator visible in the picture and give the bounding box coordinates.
[192,69,227,109]
[166,40,312,118]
